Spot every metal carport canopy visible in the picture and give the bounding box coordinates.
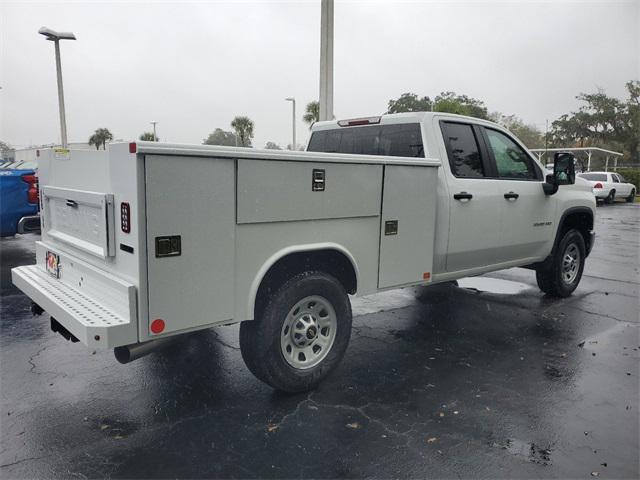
[529,147,624,172]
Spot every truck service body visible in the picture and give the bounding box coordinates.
[12,112,596,392]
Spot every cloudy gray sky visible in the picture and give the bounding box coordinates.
[1,0,638,149]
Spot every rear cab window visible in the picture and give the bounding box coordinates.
[439,122,486,178]
[307,123,424,158]
[579,173,608,182]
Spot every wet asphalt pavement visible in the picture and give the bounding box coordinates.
[1,203,638,479]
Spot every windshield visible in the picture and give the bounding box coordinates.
[307,123,424,158]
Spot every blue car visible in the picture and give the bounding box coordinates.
[0,164,40,237]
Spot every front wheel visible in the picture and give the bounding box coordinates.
[536,229,586,297]
[626,189,636,203]
[239,271,352,393]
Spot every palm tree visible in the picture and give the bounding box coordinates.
[231,116,255,147]
[139,132,158,141]
[88,128,114,150]
[303,101,320,126]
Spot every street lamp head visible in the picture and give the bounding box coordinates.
[285,97,295,102]
[38,27,76,41]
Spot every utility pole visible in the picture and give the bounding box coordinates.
[319,0,334,121]
[285,98,296,150]
[150,121,158,141]
[39,27,76,148]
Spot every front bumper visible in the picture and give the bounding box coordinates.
[17,214,41,234]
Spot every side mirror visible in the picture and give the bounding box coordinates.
[553,152,576,186]
[543,173,558,195]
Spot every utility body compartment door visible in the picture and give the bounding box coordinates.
[144,155,235,336]
[378,165,437,288]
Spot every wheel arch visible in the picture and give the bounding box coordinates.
[553,206,594,256]
[247,243,360,320]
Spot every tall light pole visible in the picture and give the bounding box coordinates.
[150,121,158,141]
[285,97,296,150]
[38,27,76,148]
[319,0,334,121]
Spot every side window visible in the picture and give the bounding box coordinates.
[440,122,485,178]
[618,174,627,182]
[612,174,620,183]
[484,128,538,180]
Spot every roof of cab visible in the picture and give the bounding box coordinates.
[310,111,501,131]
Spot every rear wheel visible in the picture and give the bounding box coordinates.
[626,189,636,203]
[239,271,352,393]
[605,190,615,204]
[536,229,586,297]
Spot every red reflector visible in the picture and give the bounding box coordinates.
[150,319,165,334]
[423,272,431,280]
[594,182,603,189]
[129,142,137,154]
[120,202,131,233]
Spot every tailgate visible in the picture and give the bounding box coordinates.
[41,186,116,258]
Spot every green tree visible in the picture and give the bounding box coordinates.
[264,141,282,150]
[303,101,320,125]
[88,128,113,150]
[139,132,159,141]
[433,92,488,119]
[549,81,639,162]
[203,128,237,146]
[231,116,255,147]
[0,140,14,159]
[387,93,432,114]
[489,113,544,148]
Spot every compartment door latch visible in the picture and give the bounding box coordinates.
[312,169,325,191]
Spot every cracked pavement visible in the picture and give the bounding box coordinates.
[1,203,638,478]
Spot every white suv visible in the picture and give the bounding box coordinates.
[577,171,636,204]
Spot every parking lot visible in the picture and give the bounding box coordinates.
[1,202,638,479]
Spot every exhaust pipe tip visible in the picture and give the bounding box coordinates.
[114,337,175,364]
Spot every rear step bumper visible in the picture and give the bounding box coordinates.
[12,265,138,349]
[17,215,41,234]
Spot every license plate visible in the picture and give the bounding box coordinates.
[46,251,60,279]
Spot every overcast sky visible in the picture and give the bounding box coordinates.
[1,0,638,149]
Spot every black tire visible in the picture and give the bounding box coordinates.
[536,229,586,298]
[239,271,352,393]
[604,190,615,204]
[626,189,636,203]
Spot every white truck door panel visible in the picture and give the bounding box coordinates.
[498,181,557,261]
[145,155,235,335]
[378,165,438,288]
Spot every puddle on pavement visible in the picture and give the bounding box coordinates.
[458,277,531,295]
[493,438,553,466]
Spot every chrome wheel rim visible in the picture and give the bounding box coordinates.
[562,243,580,284]
[280,295,337,370]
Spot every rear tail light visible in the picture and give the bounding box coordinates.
[121,202,131,233]
[21,173,39,204]
[594,182,603,189]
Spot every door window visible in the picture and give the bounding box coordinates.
[612,175,620,183]
[484,128,539,180]
[440,122,485,178]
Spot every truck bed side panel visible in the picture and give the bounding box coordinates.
[144,155,235,336]
[378,165,438,288]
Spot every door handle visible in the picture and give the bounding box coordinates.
[65,199,79,208]
[453,192,473,200]
[504,192,519,200]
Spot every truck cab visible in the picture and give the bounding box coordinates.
[308,112,595,278]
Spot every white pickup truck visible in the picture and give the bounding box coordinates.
[12,112,595,392]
